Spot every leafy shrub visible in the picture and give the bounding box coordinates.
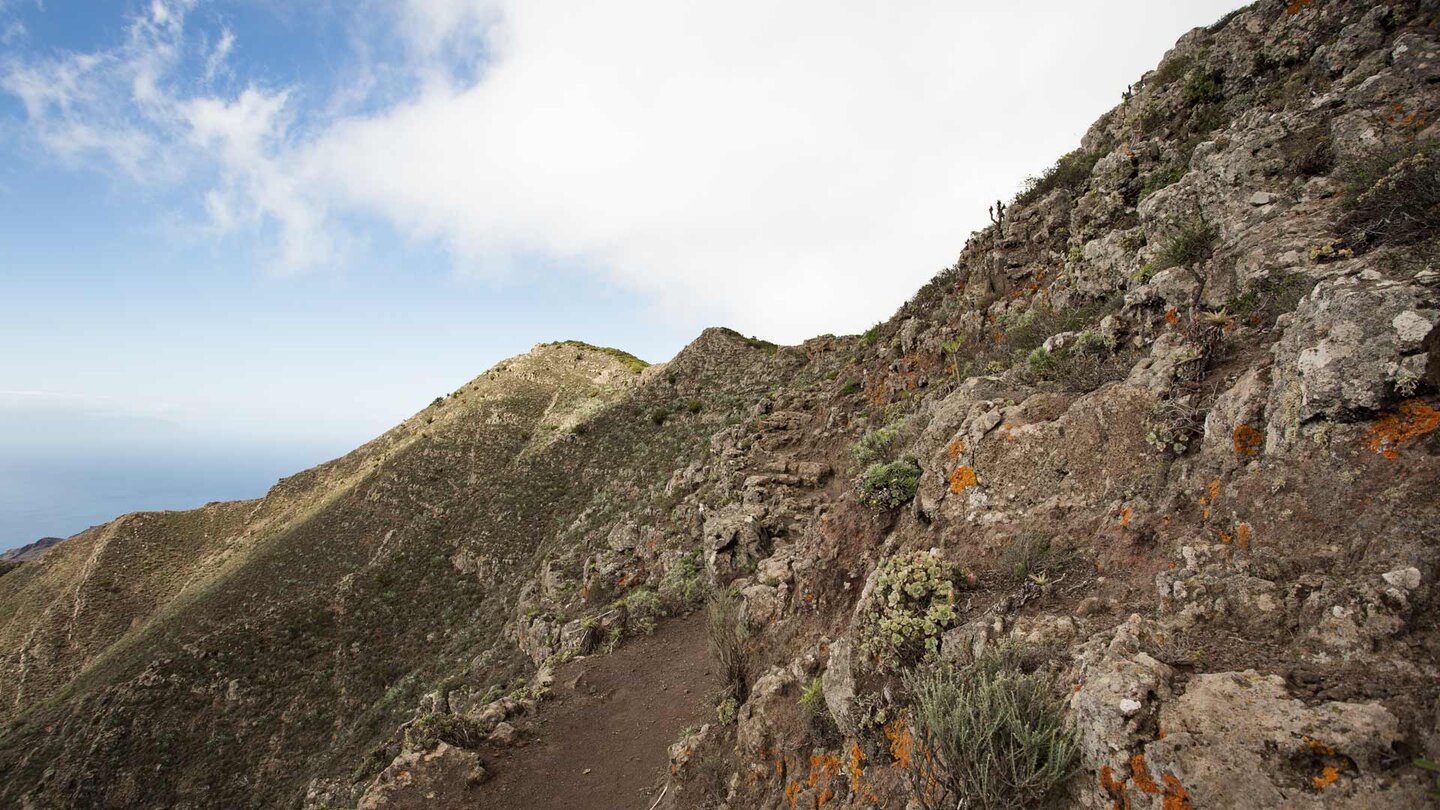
[1339,141,1440,248]
[862,325,882,346]
[1016,149,1101,206]
[856,457,922,510]
[905,648,1078,810]
[404,711,484,753]
[707,589,752,702]
[850,424,904,470]
[1021,333,1127,392]
[839,379,862,396]
[860,552,960,667]
[1025,347,1057,378]
[798,675,826,717]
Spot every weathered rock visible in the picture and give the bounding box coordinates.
[356,743,488,810]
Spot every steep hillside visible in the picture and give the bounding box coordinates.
[2,1,1439,808]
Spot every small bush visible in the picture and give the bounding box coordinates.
[404,712,483,753]
[1016,149,1101,206]
[1181,68,1223,107]
[798,676,826,717]
[1339,141,1440,248]
[715,696,739,725]
[1025,347,1057,378]
[859,552,960,667]
[707,589,752,702]
[862,325,882,346]
[1138,164,1186,203]
[839,379,862,396]
[618,587,665,635]
[856,457,922,510]
[1154,218,1219,272]
[659,551,705,608]
[905,648,1078,810]
[850,424,904,470]
[997,534,1070,582]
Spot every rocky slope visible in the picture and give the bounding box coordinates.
[3,1,1440,808]
[0,537,65,563]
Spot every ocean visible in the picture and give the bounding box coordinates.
[0,443,345,553]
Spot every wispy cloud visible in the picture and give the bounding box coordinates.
[0,0,1244,341]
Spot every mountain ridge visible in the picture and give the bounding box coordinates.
[3,1,1440,807]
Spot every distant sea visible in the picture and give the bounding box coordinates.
[0,443,345,554]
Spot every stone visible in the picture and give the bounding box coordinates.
[1381,567,1421,591]
[487,721,518,747]
[356,743,488,810]
[1248,191,1278,206]
[820,639,858,737]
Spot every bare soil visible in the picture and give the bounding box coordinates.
[474,612,717,810]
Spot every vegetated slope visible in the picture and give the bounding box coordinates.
[0,536,65,563]
[3,0,1440,808]
[0,333,831,808]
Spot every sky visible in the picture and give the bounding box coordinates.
[0,0,1244,547]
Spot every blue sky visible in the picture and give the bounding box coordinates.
[0,0,1243,546]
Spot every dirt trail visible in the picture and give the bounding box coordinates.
[474,612,717,810]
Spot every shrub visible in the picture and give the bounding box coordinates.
[659,550,704,608]
[856,457,922,510]
[618,587,665,635]
[905,648,1078,810]
[798,676,826,718]
[403,712,483,753]
[707,589,752,702]
[862,325,882,346]
[1181,68,1223,107]
[1025,347,1057,378]
[997,535,1069,583]
[1016,149,1101,206]
[715,696,739,725]
[1021,333,1127,392]
[1154,218,1218,272]
[1338,141,1440,248]
[859,552,960,667]
[850,424,903,470]
[1138,164,1186,203]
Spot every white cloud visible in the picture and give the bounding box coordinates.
[3,0,1245,342]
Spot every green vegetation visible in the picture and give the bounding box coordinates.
[659,550,704,608]
[1226,273,1312,327]
[1021,331,1126,392]
[707,589,752,702]
[1339,140,1440,248]
[615,588,665,635]
[905,647,1078,810]
[1182,68,1224,107]
[850,423,905,471]
[715,696,739,725]
[1138,164,1186,203]
[540,340,650,373]
[1016,149,1100,206]
[856,456,922,510]
[1154,217,1219,272]
[997,534,1070,583]
[859,552,960,667]
[403,711,484,753]
[862,324,882,346]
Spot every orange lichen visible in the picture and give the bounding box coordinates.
[807,754,840,787]
[1120,506,1133,528]
[1161,773,1191,810]
[1303,735,1336,756]
[1099,765,1130,810]
[847,742,866,793]
[1366,399,1440,460]
[1165,308,1181,326]
[1130,755,1159,795]
[949,465,978,494]
[786,779,803,809]
[1235,522,1251,549]
[1233,423,1263,456]
[1208,479,1221,500]
[1312,766,1341,790]
[885,719,913,769]
[1286,0,1314,13]
[1219,530,1233,545]
[946,438,966,460]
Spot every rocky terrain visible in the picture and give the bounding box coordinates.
[2,0,1439,807]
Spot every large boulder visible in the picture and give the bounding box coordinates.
[356,743,488,810]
